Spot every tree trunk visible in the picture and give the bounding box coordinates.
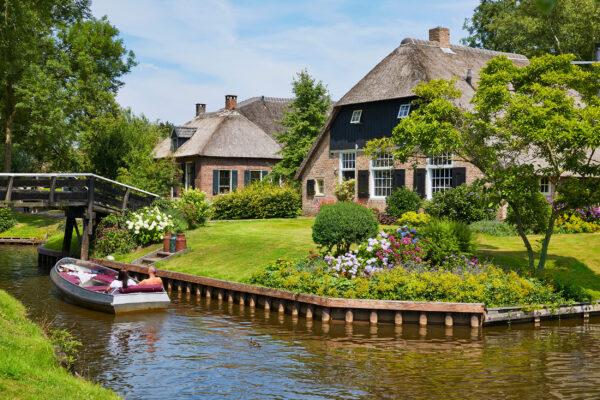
[3,87,15,173]
[510,201,536,271]
[537,209,557,271]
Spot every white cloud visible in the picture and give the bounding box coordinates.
[91,0,478,123]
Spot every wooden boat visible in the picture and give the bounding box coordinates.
[50,257,170,314]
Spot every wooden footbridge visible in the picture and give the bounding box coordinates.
[0,173,159,260]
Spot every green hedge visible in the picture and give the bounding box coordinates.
[212,183,301,219]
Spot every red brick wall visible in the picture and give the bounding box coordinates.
[299,130,485,215]
[174,156,279,199]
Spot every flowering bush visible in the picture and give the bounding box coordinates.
[316,199,336,212]
[94,225,136,257]
[439,254,482,273]
[554,213,600,233]
[397,211,431,228]
[324,227,427,278]
[174,189,211,228]
[125,207,173,245]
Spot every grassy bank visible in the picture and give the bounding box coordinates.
[0,211,61,239]
[106,219,600,299]
[0,290,119,399]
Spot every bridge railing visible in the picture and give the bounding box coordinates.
[0,173,159,213]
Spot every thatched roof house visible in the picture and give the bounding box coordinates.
[153,95,292,197]
[296,27,531,215]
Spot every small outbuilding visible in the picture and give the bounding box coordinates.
[153,95,292,198]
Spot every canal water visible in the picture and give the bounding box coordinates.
[2,246,600,399]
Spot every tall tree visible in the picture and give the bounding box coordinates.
[272,70,330,182]
[0,1,134,172]
[462,0,600,60]
[369,54,600,272]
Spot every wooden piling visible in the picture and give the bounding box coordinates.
[306,305,313,320]
[264,297,271,312]
[471,314,480,328]
[278,300,285,314]
[419,312,427,326]
[395,311,403,325]
[345,309,353,324]
[445,313,453,327]
[249,294,256,308]
[322,307,331,323]
[228,291,234,303]
[205,287,212,299]
[291,302,299,317]
[218,289,224,301]
[370,311,378,325]
[239,293,245,306]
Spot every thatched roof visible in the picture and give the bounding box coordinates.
[295,38,529,179]
[153,96,293,160]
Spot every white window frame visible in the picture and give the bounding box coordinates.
[217,169,233,194]
[370,153,394,200]
[184,162,194,190]
[315,178,325,196]
[540,177,551,196]
[350,110,362,124]
[426,153,454,200]
[248,170,264,184]
[339,151,357,183]
[397,104,411,119]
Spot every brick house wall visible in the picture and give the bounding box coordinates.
[175,156,278,199]
[300,130,485,215]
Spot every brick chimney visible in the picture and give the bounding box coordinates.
[225,94,237,111]
[429,27,450,47]
[195,103,206,116]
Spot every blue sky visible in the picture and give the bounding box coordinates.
[91,0,479,123]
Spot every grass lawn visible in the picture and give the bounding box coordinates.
[0,290,119,399]
[155,218,316,281]
[477,233,600,298]
[0,211,62,239]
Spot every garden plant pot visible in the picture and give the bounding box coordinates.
[175,234,187,252]
[169,234,177,253]
[163,233,171,253]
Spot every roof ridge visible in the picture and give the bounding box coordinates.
[236,96,294,107]
[399,38,528,60]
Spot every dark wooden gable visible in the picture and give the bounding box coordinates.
[329,97,418,151]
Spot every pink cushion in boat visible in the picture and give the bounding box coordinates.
[86,286,110,292]
[119,284,164,294]
[93,274,115,284]
[100,268,119,277]
[60,271,80,285]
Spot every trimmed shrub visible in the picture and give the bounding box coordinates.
[312,201,378,255]
[385,187,421,217]
[507,192,551,234]
[334,179,355,202]
[174,189,211,228]
[425,182,498,224]
[0,207,15,233]
[469,220,519,236]
[419,219,477,265]
[397,211,432,228]
[212,183,301,220]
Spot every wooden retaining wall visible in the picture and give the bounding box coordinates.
[92,259,485,328]
[0,237,43,245]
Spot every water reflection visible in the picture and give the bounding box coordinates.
[2,246,600,399]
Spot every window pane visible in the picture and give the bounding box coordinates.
[350,110,362,123]
[316,179,325,195]
[218,170,231,193]
[431,168,453,194]
[342,170,355,180]
[428,153,452,167]
[341,153,356,169]
[185,163,194,189]
[372,153,393,168]
[250,170,262,182]
[397,104,411,119]
[374,170,392,197]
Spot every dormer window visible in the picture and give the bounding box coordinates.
[397,104,411,119]
[350,110,362,124]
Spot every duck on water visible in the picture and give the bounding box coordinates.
[50,257,170,314]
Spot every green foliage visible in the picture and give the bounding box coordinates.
[173,189,212,228]
[211,183,301,220]
[397,211,432,228]
[469,220,519,236]
[463,0,600,60]
[383,53,600,271]
[272,70,330,182]
[312,202,378,255]
[248,258,568,306]
[419,220,477,265]
[385,187,422,217]
[334,179,355,201]
[0,207,16,233]
[49,328,82,368]
[425,182,498,224]
[507,191,551,234]
[0,1,135,172]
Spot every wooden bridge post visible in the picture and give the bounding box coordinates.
[81,177,95,261]
[61,216,75,258]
